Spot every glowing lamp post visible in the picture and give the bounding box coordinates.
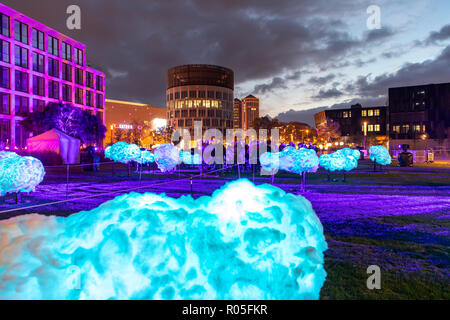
[363,122,368,150]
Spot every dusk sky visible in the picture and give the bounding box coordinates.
[5,0,450,125]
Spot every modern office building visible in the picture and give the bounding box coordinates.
[105,99,165,145]
[241,94,260,131]
[0,3,105,149]
[233,98,242,129]
[166,64,234,137]
[389,82,450,150]
[314,104,388,147]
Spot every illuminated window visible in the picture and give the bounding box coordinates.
[48,36,59,56]
[368,109,373,116]
[401,125,409,133]
[413,125,421,132]
[1,14,9,37]
[74,48,83,65]
[374,124,380,132]
[15,21,28,44]
[15,46,28,68]
[343,111,348,118]
[362,110,366,117]
[393,125,400,133]
[374,109,380,116]
[422,124,426,132]
[368,124,374,132]
[0,40,9,63]
[32,29,45,51]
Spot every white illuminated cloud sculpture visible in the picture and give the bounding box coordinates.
[154,143,180,172]
[369,145,391,166]
[0,179,327,300]
[0,151,45,196]
[260,147,319,175]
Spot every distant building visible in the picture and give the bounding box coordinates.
[105,99,165,145]
[166,64,234,137]
[389,82,450,150]
[314,104,388,147]
[233,98,242,129]
[241,95,260,131]
[0,3,105,150]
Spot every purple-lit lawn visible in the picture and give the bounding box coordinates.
[1,161,449,299]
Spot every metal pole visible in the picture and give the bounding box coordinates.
[66,164,69,199]
[190,177,193,197]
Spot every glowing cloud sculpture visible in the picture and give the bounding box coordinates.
[179,150,201,165]
[104,142,141,163]
[137,150,155,165]
[369,145,391,166]
[319,148,360,172]
[0,179,327,300]
[260,147,319,175]
[0,151,45,196]
[154,143,180,172]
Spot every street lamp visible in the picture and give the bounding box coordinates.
[110,125,114,145]
[363,122,368,150]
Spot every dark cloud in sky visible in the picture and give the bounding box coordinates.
[314,88,344,99]
[424,24,450,45]
[4,0,398,108]
[308,74,336,86]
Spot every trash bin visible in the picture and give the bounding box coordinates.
[398,152,413,167]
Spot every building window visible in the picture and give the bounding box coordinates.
[1,14,9,37]
[392,125,400,133]
[0,118,10,147]
[413,125,421,132]
[422,124,426,132]
[170,93,173,100]
[343,111,348,118]
[181,91,188,99]
[14,46,28,68]
[32,52,45,73]
[86,72,93,88]
[368,109,373,117]
[62,63,72,81]
[48,80,59,99]
[189,110,196,117]
[361,110,367,117]
[86,90,93,106]
[74,48,83,65]
[32,29,45,51]
[15,96,29,115]
[48,36,59,56]
[373,109,380,116]
[96,93,103,109]
[0,40,9,63]
[401,125,409,134]
[189,91,196,98]
[174,92,180,99]
[75,68,83,85]
[32,76,45,96]
[216,91,222,100]
[368,124,374,132]
[75,88,83,105]
[0,66,10,89]
[48,58,59,78]
[177,119,184,127]
[198,91,206,98]
[96,75,103,91]
[33,99,45,112]
[62,42,72,61]
[62,84,72,102]
[14,21,28,44]
[374,124,380,132]
[0,93,10,115]
[208,91,214,99]
[15,70,29,93]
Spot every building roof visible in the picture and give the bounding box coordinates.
[244,95,258,99]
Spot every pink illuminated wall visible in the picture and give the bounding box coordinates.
[0,3,105,149]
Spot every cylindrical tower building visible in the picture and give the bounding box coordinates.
[166,64,234,137]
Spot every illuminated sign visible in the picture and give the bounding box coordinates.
[119,124,133,130]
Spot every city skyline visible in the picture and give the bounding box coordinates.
[3,0,450,126]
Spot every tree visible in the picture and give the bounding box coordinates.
[22,102,106,145]
[317,118,341,143]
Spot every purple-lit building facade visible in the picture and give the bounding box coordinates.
[0,3,105,149]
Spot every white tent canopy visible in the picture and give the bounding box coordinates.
[26,129,81,164]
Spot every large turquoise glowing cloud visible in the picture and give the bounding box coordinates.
[319,148,360,172]
[179,150,201,165]
[0,151,45,196]
[105,142,142,163]
[369,145,391,165]
[0,179,327,300]
[136,150,155,164]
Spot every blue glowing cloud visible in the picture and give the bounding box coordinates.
[0,151,45,196]
[0,179,327,300]
[137,150,155,164]
[369,145,391,165]
[179,150,201,165]
[319,148,360,172]
[154,143,180,172]
[104,142,142,163]
[260,147,319,175]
